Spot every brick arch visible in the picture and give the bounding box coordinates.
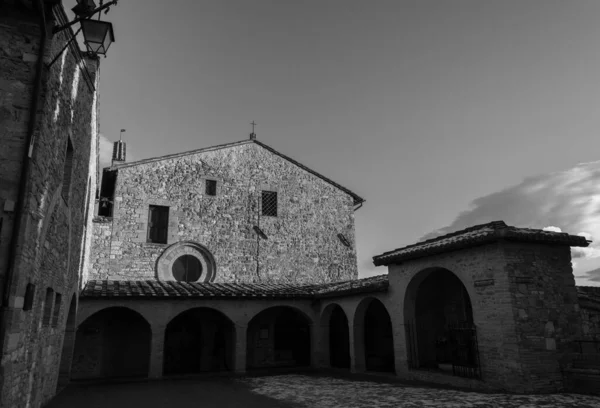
[247,304,315,326]
[319,303,350,369]
[403,266,475,372]
[246,305,313,370]
[164,307,235,375]
[165,306,235,327]
[76,303,154,327]
[71,306,152,380]
[352,296,395,373]
[403,266,474,328]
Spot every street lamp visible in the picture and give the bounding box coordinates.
[80,19,114,56]
[47,0,118,67]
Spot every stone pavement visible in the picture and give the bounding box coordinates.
[239,374,600,408]
[47,374,600,408]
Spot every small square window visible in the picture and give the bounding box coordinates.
[262,191,278,217]
[205,179,217,196]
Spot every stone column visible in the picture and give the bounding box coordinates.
[310,323,321,368]
[233,324,247,374]
[149,325,166,379]
[350,320,365,373]
[315,321,330,369]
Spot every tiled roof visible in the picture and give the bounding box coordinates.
[373,221,590,266]
[80,275,388,300]
[107,139,365,206]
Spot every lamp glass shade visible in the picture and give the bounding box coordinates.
[81,19,115,55]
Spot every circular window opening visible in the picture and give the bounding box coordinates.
[172,255,203,282]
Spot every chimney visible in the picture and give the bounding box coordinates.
[112,140,126,166]
[249,132,256,140]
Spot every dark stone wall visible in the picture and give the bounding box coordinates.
[502,242,582,393]
[89,142,359,285]
[0,4,98,407]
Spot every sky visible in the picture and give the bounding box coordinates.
[71,0,600,286]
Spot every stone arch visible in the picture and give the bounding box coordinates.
[71,306,151,380]
[403,267,476,373]
[353,297,395,373]
[320,303,350,369]
[156,241,217,283]
[57,293,77,388]
[246,306,312,370]
[163,307,235,375]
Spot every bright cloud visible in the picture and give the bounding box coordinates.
[98,133,114,170]
[419,160,600,286]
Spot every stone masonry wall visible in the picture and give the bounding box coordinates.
[579,301,600,339]
[502,242,581,393]
[89,141,358,284]
[0,4,98,408]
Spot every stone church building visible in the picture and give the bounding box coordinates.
[1,2,600,408]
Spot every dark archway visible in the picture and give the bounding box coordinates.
[163,308,234,375]
[71,307,151,380]
[247,306,311,370]
[363,299,395,372]
[404,268,479,378]
[329,305,350,369]
[57,295,77,388]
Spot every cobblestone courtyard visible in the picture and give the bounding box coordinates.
[47,374,600,408]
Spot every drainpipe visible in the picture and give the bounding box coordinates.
[1,0,48,323]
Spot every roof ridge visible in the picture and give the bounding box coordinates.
[377,221,506,258]
[106,139,365,205]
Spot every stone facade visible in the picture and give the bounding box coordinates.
[0,3,99,408]
[383,240,581,394]
[89,141,360,285]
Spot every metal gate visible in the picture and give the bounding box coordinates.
[448,322,481,379]
[404,321,481,379]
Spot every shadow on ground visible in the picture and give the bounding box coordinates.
[47,377,299,408]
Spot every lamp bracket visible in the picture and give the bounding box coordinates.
[52,0,119,35]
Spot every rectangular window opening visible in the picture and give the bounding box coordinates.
[23,283,35,311]
[261,191,278,217]
[147,205,169,244]
[52,293,62,327]
[205,179,217,196]
[42,288,54,327]
[62,138,74,204]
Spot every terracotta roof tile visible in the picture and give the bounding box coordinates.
[373,221,590,266]
[81,275,388,300]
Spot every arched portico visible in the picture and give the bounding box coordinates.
[319,303,351,369]
[246,306,312,370]
[163,307,234,375]
[71,307,151,380]
[353,297,395,373]
[403,267,479,378]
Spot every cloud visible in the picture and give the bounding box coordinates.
[579,268,600,283]
[419,160,600,283]
[98,133,113,170]
[542,226,562,233]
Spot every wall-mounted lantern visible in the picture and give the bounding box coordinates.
[48,0,118,67]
